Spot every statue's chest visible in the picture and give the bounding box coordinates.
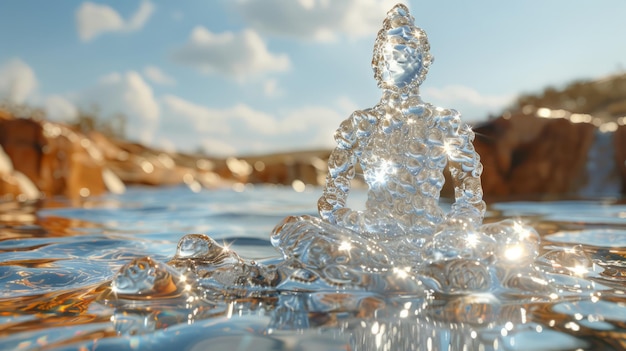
[359,115,446,174]
[361,115,431,153]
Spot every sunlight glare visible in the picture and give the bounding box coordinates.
[339,241,352,251]
[504,245,523,261]
[372,159,395,186]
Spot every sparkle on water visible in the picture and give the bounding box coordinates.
[2,3,626,350]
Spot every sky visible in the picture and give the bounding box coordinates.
[0,1,625,156]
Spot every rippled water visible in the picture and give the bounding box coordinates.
[1,186,625,350]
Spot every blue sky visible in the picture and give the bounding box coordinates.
[1,1,625,156]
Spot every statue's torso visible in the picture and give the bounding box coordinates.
[358,102,450,233]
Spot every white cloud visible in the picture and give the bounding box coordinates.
[76,2,123,41]
[76,1,155,42]
[201,139,237,157]
[80,71,159,144]
[335,96,359,115]
[162,94,345,155]
[127,1,155,31]
[234,0,401,42]
[163,94,282,135]
[0,58,38,104]
[143,65,177,86]
[0,58,162,145]
[44,95,78,122]
[162,95,230,134]
[171,26,290,79]
[230,104,282,135]
[280,105,343,150]
[422,85,514,112]
[263,78,283,98]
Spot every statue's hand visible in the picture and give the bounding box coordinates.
[444,203,483,230]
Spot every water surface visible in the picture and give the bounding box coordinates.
[1,186,625,350]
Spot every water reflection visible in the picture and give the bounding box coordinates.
[0,188,625,350]
[101,289,608,351]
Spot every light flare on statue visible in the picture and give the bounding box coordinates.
[569,265,589,276]
[393,266,411,279]
[372,159,396,186]
[179,274,193,292]
[513,220,533,240]
[504,245,524,262]
[443,139,455,156]
[465,232,481,248]
[339,241,352,252]
[221,240,233,252]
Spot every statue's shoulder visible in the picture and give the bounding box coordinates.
[427,104,460,118]
[428,105,462,132]
[349,107,379,125]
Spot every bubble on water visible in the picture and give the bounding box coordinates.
[424,227,496,263]
[176,233,216,258]
[111,256,194,299]
[170,234,279,293]
[538,245,595,276]
[173,233,242,266]
[481,219,541,267]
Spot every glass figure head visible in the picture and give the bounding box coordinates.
[372,4,433,93]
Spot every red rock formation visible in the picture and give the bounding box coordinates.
[473,111,601,198]
[0,118,46,186]
[0,117,111,199]
[238,151,330,186]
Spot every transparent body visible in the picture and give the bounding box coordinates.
[317,4,485,246]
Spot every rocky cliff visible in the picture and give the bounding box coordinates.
[472,108,624,198]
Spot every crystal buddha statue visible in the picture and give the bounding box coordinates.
[317,4,486,241]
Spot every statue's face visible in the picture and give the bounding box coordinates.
[379,27,424,89]
[372,5,432,93]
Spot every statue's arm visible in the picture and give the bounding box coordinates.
[439,109,486,226]
[318,110,375,231]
